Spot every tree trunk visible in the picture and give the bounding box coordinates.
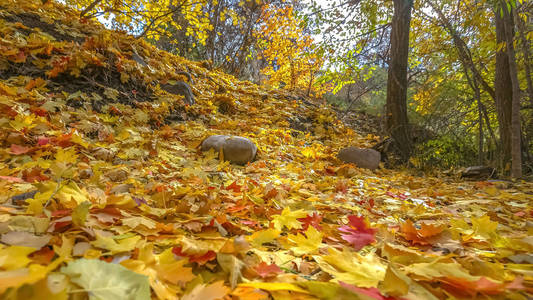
[207,0,223,63]
[477,87,484,165]
[429,2,496,101]
[385,0,413,161]
[513,4,533,107]
[494,8,514,172]
[501,1,522,178]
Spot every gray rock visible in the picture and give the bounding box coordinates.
[337,147,381,170]
[461,166,496,180]
[201,135,257,165]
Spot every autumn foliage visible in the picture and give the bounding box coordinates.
[0,0,532,299]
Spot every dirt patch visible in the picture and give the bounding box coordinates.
[1,11,84,43]
[0,58,47,80]
[50,64,154,110]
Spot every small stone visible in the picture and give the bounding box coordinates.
[201,135,257,165]
[337,147,381,170]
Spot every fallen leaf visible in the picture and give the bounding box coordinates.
[181,281,229,300]
[61,259,150,300]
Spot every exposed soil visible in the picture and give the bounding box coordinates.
[1,10,85,43]
[0,11,156,112]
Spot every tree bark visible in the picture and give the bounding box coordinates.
[494,8,514,172]
[386,0,413,161]
[513,4,533,107]
[477,85,484,165]
[501,1,522,178]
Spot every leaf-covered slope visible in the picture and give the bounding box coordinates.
[0,1,532,299]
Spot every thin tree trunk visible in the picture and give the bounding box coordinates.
[429,2,496,101]
[307,68,315,97]
[481,102,497,153]
[429,2,491,165]
[494,7,514,172]
[513,4,533,106]
[501,1,522,178]
[207,0,222,62]
[385,0,414,161]
[476,84,483,165]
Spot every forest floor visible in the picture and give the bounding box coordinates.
[0,1,532,299]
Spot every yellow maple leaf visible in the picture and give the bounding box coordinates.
[55,147,78,164]
[314,247,386,288]
[0,245,36,270]
[287,226,322,256]
[403,262,482,282]
[271,207,307,231]
[248,229,280,248]
[55,181,89,207]
[156,258,195,285]
[378,264,411,297]
[468,215,498,241]
[91,234,141,254]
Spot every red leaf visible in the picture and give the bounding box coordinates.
[226,181,242,193]
[9,144,30,155]
[30,246,55,264]
[255,262,282,278]
[52,131,73,148]
[338,215,376,251]
[298,212,323,230]
[37,136,50,146]
[172,247,216,265]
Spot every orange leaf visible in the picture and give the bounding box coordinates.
[399,220,444,245]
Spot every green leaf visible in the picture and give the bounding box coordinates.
[61,259,150,300]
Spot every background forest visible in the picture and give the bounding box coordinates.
[64,0,532,177]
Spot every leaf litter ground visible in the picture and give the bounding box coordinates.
[0,1,532,299]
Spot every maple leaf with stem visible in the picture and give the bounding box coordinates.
[338,215,377,251]
[271,207,307,231]
[400,220,445,245]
